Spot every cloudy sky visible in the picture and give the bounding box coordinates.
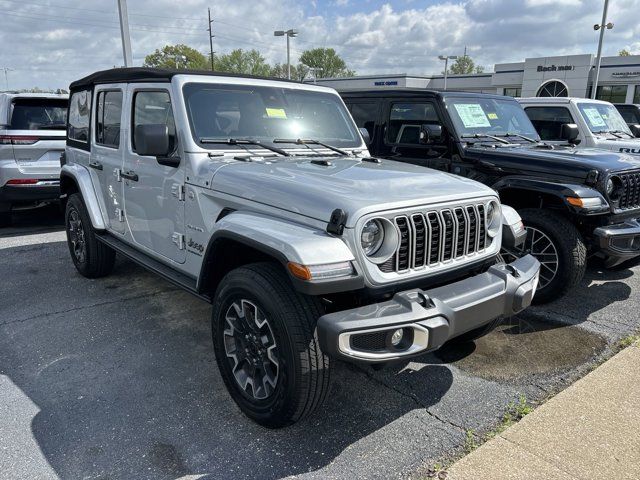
[1,0,639,90]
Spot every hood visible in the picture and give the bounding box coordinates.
[210,156,495,226]
[593,137,640,156]
[468,144,640,179]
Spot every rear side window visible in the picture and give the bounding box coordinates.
[132,91,176,153]
[349,102,379,142]
[95,91,123,148]
[10,98,67,130]
[68,90,92,143]
[617,106,640,125]
[387,102,441,145]
[524,106,574,141]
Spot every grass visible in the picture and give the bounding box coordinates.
[616,333,640,351]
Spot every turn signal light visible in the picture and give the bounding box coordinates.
[288,262,312,281]
[288,261,354,281]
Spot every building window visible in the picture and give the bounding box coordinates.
[537,81,569,97]
[634,86,640,104]
[504,87,521,98]
[595,85,628,104]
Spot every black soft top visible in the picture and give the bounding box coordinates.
[69,67,301,91]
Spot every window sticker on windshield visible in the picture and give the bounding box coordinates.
[582,107,606,127]
[487,113,498,120]
[266,108,287,119]
[454,104,491,128]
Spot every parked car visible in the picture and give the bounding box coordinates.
[61,68,539,427]
[518,97,640,155]
[340,89,640,302]
[0,92,68,226]
[614,103,640,129]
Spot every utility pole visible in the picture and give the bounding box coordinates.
[1,68,13,91]
[208,8,215,71]
[592,0,613,99]
[117,0,133,67]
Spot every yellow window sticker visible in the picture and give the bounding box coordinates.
[487,113,498,120]
[266,108,287,119]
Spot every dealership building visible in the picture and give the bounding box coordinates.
[314,54,640,103]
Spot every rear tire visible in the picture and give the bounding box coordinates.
[515,209,586,304]
[65,193,115,278]
[0,204,11,228]
[212,262,331,428]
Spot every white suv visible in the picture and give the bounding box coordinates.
[0,92,68,226]
[518,97,640,156]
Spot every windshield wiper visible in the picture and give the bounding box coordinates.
[593,130,630,139]
[498,132,539,143]
[273,138,349,156]
[460,133,511,145]
[199,137,290,157]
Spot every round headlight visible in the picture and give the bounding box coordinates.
[607,178,615,195]
[361,219,384,256]
[607,176,623,200]
[486,201,501,238]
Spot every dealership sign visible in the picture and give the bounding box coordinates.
[537,65,575,72]
[612,71,640,78]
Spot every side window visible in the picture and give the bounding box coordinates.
[387,102,441,145]
[349,102,379,142]
[524,106,574,141]
[132,91,176,153]
[618,107,640,125]
[68,90,92,143]
[95,91,123,148]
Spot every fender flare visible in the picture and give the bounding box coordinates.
[60,164,107,230]
[197,211,362,295]
[491,176,607,213]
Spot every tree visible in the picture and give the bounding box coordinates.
[619,49,631,56]
[215,49,272,76]
[448,55,483,75]
[270,63,309,82]
[298,48,355,79]
[143,44,208,70]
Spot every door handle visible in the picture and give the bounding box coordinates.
[121,170,139,182]
[89,161,103,171]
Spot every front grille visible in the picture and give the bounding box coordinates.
[619,172,640,210]
[380,203,489,274]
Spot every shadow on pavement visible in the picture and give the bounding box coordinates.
[0,203,64,238]
[0,246,455,480]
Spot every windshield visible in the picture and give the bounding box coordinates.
[183,83,361,149]
[445,96,540,141]
[10,98,67,130]
[577,102,633,136]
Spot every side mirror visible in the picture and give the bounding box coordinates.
[359,127,372,146]
[560,123,580,145]
[419,124,443,145]
[630,124,640,138]
[134,124,171,158]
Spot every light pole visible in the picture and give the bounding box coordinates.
[591,0,613,99]
[1,67,13,91]
[116,0,133,67]
[274,29,298,79]
[439,55,458,91]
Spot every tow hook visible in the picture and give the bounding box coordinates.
[504,264,520,277]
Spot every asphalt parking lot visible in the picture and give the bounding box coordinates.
[1,206,639,480]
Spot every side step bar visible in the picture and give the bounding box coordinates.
[96,233,211,304]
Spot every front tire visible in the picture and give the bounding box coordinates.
[65,193,115,278]
[508,209,586,304]
[212,262,331,428]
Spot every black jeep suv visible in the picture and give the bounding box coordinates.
[341,89,640,303]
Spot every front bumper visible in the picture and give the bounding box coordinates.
[593,219,640,267]
[317,255,540,363]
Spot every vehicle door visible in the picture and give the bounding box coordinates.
[376,99,451,171]
[345,99,382,151]
[523,106,585,145]
[123,86,185,264]
[90,86,126,234]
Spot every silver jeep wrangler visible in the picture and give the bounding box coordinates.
[61,68,540,427]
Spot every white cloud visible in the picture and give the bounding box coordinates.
[1,0,639,90]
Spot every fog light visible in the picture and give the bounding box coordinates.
[390,328,404,346]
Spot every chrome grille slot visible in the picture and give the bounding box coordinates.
[379,202,490,274]
[619,172,640,210]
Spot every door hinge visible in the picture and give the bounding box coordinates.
[172,233,185,250]
[171,184,185,201]
[115,208,125,222]
[114,168,122,182]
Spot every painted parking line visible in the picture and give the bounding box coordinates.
[0,231,66,250]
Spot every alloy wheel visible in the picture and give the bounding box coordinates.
[503,227,559,289]
[223,299,279,400]
[68,209,87,264]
